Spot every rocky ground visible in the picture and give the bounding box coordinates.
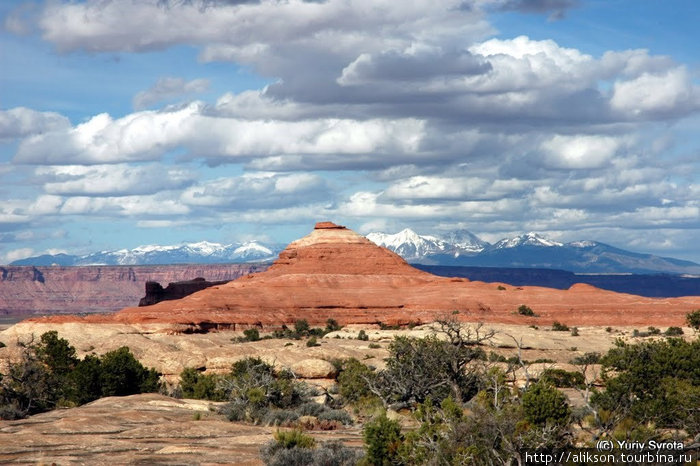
[1,321,696,464]
[0,393,362,465]
[2,320,682,384]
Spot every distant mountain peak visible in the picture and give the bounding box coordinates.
[494,232,563,249]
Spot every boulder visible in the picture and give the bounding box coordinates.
[291,358,337,379]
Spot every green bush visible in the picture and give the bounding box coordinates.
[687,310,700,331]
[221,357,310,424]
[36,330,78,376]
[306,336,320,347]
[69,354,103,404]
[357,330,369,341]
[518,305,535,317]
[99,347,161,397]
[372,336,484,407]
[263,409,300,426]
[363,412,402,465]
[294,319,310,335]
[325,319,342,332]
[337,358,375,403]
[179,368,226,401]
[260,435,362,466]
[592,337,700,430]
[317,408,353,425]
[243,328,261,342]
[551,321,569,331]
[297,401,326,417]
[664,326,684,336]
[0,332,160,419]
[540,368,585,388]
[522,382,570,427]
[274,428,316,449]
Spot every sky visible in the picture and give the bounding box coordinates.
[0,0,699,264]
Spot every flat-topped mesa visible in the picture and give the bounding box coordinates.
[266,221,428,276]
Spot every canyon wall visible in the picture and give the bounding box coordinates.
[0,264,266,318]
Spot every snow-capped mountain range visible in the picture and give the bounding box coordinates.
[10,228,700,275]
[10,240,278,266]
[367,229,700,274]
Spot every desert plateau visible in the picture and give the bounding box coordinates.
[1,223,699,464]
[3,1,700,463]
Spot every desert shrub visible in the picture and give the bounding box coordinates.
[569,352,601,365]
[570,327,579,336]
[551,321,569,331]
[664,326,684,336]
[488,352,508,363]
[317,408,353,425]
[647,326,661,335]
[540,368,585,388]
[294,319,310,336]
[337,358,375,403]
[243,328,261,342]
[263,409,300,426]
[497,285,506,290]
[370,335,484,408]
[274,428,316,449]
[261,445,314,466]
[99,347,161,397]
[68,354,103,404]
[36,331,78,376]
[310,441,363,465]
[0,332,160,419]
[363,412,403,466]
[368,343,381,349]
[297,401,326,417]
[592,337,700,431]
[326,319,342,332]
[179,368,226,401]
[517,305,535,316]
[0,353,54,418]
[687,310,700,331]
[306,336,320,347]
[221,357,310,424]
[522,382,571,427]
[261,434,361,466]
[605,326,613,333]
[357,330,369,341]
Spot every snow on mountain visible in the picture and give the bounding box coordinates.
[436,229,490,253]
[492,232,563,249]
[9,229,700,275]
[568,240,598,248]
[233,242,274,260]
[12,240,280,266]
[366,229,449,260]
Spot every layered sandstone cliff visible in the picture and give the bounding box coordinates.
[0,264,265,318]
[23,222,699,330]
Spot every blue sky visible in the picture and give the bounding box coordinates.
[1,0,698,263]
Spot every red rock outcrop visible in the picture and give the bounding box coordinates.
[27,222,700,329]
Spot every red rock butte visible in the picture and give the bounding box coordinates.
[31,222,700,330]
